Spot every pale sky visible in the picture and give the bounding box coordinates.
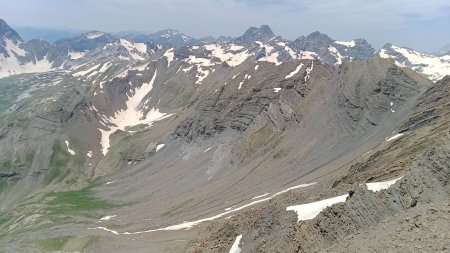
[1,0,449,52]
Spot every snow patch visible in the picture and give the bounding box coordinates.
[366,177,403,192]
[5,39,27,56]
[86,31,105,39]
[64,140,76,155]
[99,70,172,155]
[73,64,100,77]
[273,88,281,93]
[304,60,314,84]
[251,193,269,200]
[156,143,165,152]
[255,42,281,65]
[229,234,243,253]
[328,46,343,65]
[285,63,304,79]
[335,40,356,47]
[119,39,147,60]
[386,133,404,142]
[205,44,250,67]
[87,227,119,235]
[0,53,53,78]
[286,194,349,221]
[86,151,93,157]
[68,51,86,60]
[100,215,116,221]
[163,48,174,67]
[300,51,317,60]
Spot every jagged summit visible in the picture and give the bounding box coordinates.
[235,25,276,44]
[0,18,23,43]
[293,31,333,49]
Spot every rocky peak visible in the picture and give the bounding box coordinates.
[333,38,376,61]
[293,31,333,50]
[235,25,276,44]
[0,19,23,43]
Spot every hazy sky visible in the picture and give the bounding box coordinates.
[2,0,449,52]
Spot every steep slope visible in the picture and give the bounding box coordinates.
[185,76,449,253]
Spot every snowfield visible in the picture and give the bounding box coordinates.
[99,69,172,155]
[204,44,250,67]
[366,177,403,192]
[287,194,349,221]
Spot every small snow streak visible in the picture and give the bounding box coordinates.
[285,63,304,79]
[64,140,76,156]
[229,234,243,253]
[386,133,404,142]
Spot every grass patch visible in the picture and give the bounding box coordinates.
[45,142,70,184]
[35,236,70,251]
[25,150,34,166]
[0,159,13,173]
[0,215,10,228]
[0,180,7,192]
[45,181,114,216]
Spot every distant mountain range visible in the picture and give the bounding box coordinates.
[1,19,449,81]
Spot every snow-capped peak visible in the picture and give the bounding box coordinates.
[379,44,450,82]
[334,40,356,47]
[86,31,106,40]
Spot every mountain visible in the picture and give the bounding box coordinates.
[235,25,276,44]
[292,32,376,65]
[55,30,116,52]
[0,19,67,78]
[0,19,22,43]
[379,43,450,82]
[147,29,198,46]
[0,18,449,253]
